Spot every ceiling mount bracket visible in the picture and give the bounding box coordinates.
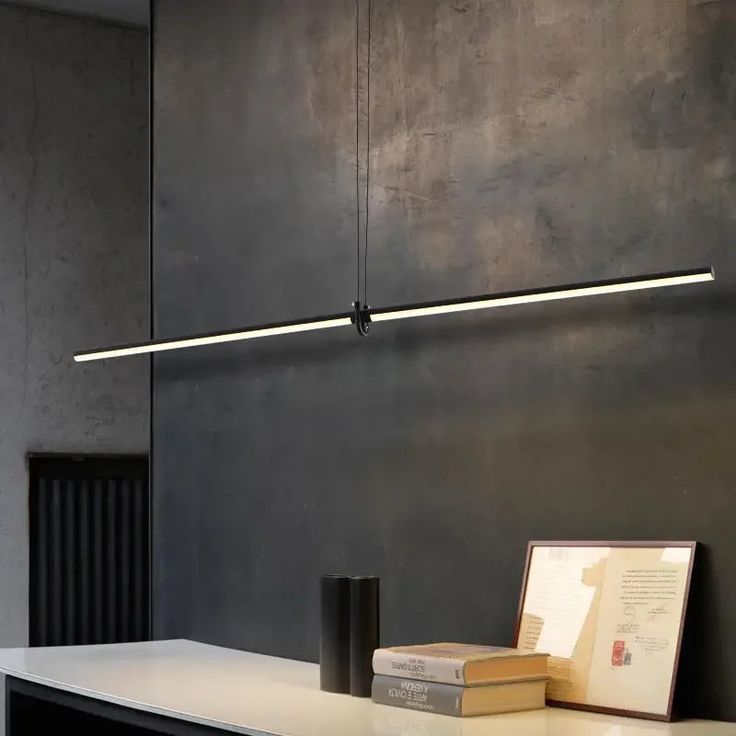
[351,300,371,336]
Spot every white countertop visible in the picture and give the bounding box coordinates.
[0,640,733,736]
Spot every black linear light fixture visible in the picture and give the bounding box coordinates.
[74,2,715,364]
[74,268,715,362]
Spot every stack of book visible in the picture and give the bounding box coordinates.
[371,643,548,718]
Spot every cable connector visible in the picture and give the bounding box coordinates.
[351,300,371,336]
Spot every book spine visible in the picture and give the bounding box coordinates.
[372,676,462,716]
[372,650,466,685]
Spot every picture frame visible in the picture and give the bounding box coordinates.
[513,541,696,721]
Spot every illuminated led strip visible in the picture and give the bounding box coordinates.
[74,267,714,362]
[74,316,352,362]
[370,268,714,323]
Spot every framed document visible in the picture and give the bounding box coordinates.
[514,541,696,721]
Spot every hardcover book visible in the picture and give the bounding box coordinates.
[371,675,547,717]
[372,643,548,686]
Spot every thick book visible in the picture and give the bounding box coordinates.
[371,675,547,717]
[372,643,548,686]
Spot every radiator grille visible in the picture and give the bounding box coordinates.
[29,455,150,647]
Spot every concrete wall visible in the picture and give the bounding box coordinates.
[0,3,149,656]
[152,0,736,720]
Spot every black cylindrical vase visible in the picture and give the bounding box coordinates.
[349,576,380,697]
[320,575,351,693]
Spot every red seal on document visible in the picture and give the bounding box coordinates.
[611,640,626,666]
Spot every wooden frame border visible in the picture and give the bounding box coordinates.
[513,540,697,722]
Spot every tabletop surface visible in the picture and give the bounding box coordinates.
[0,639,733,736]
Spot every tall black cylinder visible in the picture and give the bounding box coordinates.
[320,575,351,693]
[349,576,380,697]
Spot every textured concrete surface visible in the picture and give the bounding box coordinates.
[9,0,150,26]
[0,2,149,662]
[153,0,735,720]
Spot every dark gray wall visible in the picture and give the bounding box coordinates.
[152,0,736,719]
[0,4,149,650]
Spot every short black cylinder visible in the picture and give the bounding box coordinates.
[320,575,351,693]
[349,576,380,697]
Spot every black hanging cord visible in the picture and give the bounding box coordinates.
[363,0,372,307]
[355,0,360,301]
[355,0,361,304]
[352,0,372,336]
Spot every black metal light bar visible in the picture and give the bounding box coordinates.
[74,267,714,362]
[74,311,354,362]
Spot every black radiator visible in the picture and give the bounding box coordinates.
[29,455,150,647]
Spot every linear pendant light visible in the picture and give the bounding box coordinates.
[74,267,714,362]
[74,4,715,364]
